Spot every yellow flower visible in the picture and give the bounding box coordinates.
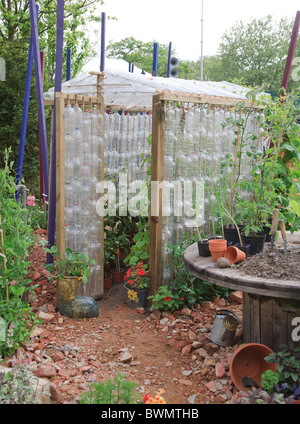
[128,289,138,302]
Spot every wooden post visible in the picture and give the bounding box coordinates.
[149,94,165,296]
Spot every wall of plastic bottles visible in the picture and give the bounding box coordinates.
[63,101,104,299]
[103,111,152,181]
[159,101,264,285]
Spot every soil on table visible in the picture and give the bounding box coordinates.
[236,234,300,281]
[236,249,300,280]
[11,230,246,405]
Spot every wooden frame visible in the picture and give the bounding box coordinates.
[48,89,105,300]
[149,92,265,295]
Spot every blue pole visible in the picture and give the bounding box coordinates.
[66,48,71,80]
[132,64,134,73]
[15,9,37,202]
[28,0,49,200]
[47,0,65,264]
[167,42,172,78]
[152,43,159,76]
[100,12,106,72]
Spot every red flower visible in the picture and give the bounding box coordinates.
[142,394,151,403]
[128,280,134,285]
[139,261,144,268]
[180,297,184,301]
[137,268,145,276]
[164,296,171,302]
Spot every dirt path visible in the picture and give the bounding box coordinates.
[21,231,243,405]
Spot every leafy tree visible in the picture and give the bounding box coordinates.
[218,15,300,92]
[107,36,198,79]
[0,0,105,193]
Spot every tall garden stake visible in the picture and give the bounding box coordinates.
[47,0,65,264]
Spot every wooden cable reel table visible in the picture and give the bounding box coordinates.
[183,232,300,352]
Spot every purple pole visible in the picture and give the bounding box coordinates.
[28,0,49,200]
[167,42,172,78]
[281,11,300,92]
[152,43,159,76]
[100,12,106,72]
[66,48,71,80]
[16,6,38,202]
[47,0,65,264]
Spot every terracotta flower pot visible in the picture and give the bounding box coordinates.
[208,239,227,263]
[111,268,125,283]
[224,246,246,264]
[104,273,112,290]
[229,343,277,392]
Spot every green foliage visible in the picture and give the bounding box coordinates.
[25,197,47,230]
[124,218,150,268]
[79,373,142,404]
[43,246,96,284]
[0,1,106,194]
[0,297,41,358]
[218,15,300,92]
[148,285,184,313]
[264,343,300,395]
[104,214,129,272]
[261,370,279,393]
[167,239,229,309]
[0,149,36,298]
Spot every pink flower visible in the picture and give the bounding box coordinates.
[27,195,36,207]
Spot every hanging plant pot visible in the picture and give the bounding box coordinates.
[125,284,148,309]
[111,268,125,283]
[57,276,81,303]
[241,233,266,256]
[208,239,227,263]
[104,273,112,290]
[197,239,211,257]
[229,343,277,392]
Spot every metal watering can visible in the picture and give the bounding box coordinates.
[210,309,239,347]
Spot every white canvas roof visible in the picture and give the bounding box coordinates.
[44,58,261,111]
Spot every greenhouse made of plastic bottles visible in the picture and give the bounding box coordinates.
[44,65,266,298]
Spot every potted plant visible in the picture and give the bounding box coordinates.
[44,246,96,303]
[124,261,150,309]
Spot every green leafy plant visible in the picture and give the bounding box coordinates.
[0,298,41,357]
[124,217,150,268]
[264,343,300,399]
[148,285,184,313]
[261,369,279,393]
[79,373,142,404]
[43,246,96,284]
[25,195,47,230]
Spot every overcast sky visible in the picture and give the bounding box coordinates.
[88,0,299,63]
